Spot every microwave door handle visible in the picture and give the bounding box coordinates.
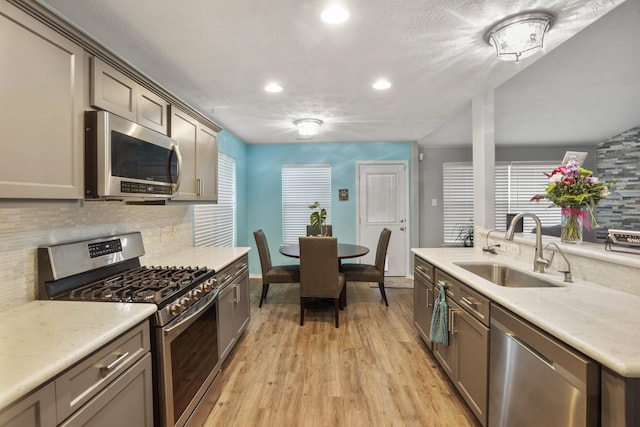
[171,143,182,193]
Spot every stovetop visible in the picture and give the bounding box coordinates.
[60,265,215,305]
[38,232,223,326]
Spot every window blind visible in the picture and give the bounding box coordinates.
[443,161,561,244]
[442,162,474,244]
[495,161,561,231]
[193,152,236,247]
[282,164,331,244]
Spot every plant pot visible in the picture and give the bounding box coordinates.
[561,208,584,244]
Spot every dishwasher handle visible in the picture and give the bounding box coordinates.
[507,332,554,369]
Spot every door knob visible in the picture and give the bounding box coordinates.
[400,226,405,231]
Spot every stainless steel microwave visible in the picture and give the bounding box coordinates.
[85,110,181,201]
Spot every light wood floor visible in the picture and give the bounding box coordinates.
[204,280,480,427]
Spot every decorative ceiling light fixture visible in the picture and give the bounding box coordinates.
[294,118,323,138]
[484,11,555,63]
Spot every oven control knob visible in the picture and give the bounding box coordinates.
[180,297,191,309]
[169,303,182,316]
[203,280,214,292]
[192,287,203,300]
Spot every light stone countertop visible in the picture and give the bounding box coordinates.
[412,248,640,378]
[0,301,156,411]
[145,246,251,272]
[0,247,250,412]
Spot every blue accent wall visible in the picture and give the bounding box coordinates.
[246,141,411,274]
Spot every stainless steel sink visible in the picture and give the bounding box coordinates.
[454,262,562,288]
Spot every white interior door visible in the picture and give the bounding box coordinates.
[357,162,408,277]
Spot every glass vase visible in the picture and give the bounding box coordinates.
[561,208,584,244]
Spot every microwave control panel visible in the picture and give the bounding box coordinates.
[121,180,172,195]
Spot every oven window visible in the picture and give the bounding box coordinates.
[170,303,218,423]
[111,130,179,182]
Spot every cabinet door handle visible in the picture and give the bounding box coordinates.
[100,352,129,377]
[234,284,240,303]
[196,178,202,196]
[448,309,459,334]
[426,288,432,308]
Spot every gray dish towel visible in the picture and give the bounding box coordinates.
[429,282,449,345]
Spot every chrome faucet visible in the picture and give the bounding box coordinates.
[505,212,550,273]
[543,242,573,282]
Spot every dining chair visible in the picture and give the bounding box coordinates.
[253,229,301,308]
[299,236,346,328]
[306,225,333,236]
[341,228,392,306]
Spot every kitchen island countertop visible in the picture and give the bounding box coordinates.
[412,247,640,378]
[0,301,156,411]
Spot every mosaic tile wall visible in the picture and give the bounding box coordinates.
[0,202,194,310]
[596,126,640,240]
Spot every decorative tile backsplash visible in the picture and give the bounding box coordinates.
[597,126,640,239]
[0,202,194,310]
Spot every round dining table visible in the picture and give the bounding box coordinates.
[279,243,369,259]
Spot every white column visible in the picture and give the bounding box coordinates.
[472,91,496,230]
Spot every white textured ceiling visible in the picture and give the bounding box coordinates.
[38,0,634,145]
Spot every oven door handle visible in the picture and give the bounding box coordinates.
[163,292,217,340]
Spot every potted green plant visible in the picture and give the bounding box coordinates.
[455,220,474,247]
[308,201,329,236]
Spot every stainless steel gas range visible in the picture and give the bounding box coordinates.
[37,232,222,427]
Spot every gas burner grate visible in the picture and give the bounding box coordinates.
[63,266,212,304]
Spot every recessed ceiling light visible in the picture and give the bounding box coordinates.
[264,82,283,93]
[321,5,350,24]
[372,79,391,90]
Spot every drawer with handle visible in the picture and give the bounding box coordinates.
[55,321,150,423]
[436,270,490,326]
[414,256,435,284]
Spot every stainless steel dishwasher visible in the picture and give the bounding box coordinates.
[489,304,599,427]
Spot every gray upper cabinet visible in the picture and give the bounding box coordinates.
[91,57,168,134]
[196,125,219,201]
[0,0,84,200]
[169,106,218,202]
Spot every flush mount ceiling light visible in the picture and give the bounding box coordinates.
[294,118,323,138]
[372,79,391,90]
[484,11,555,63]
[264,82,283,93]
[321,5,350,24]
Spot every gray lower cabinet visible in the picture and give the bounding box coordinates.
[0,383,55,427]
[413,256,435,349]
[217,256,250,363]
[434,270,489,426]
[414,256,489,427]
[0,0,84,200]
[0,321,153,427]
[59,353,153,427]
